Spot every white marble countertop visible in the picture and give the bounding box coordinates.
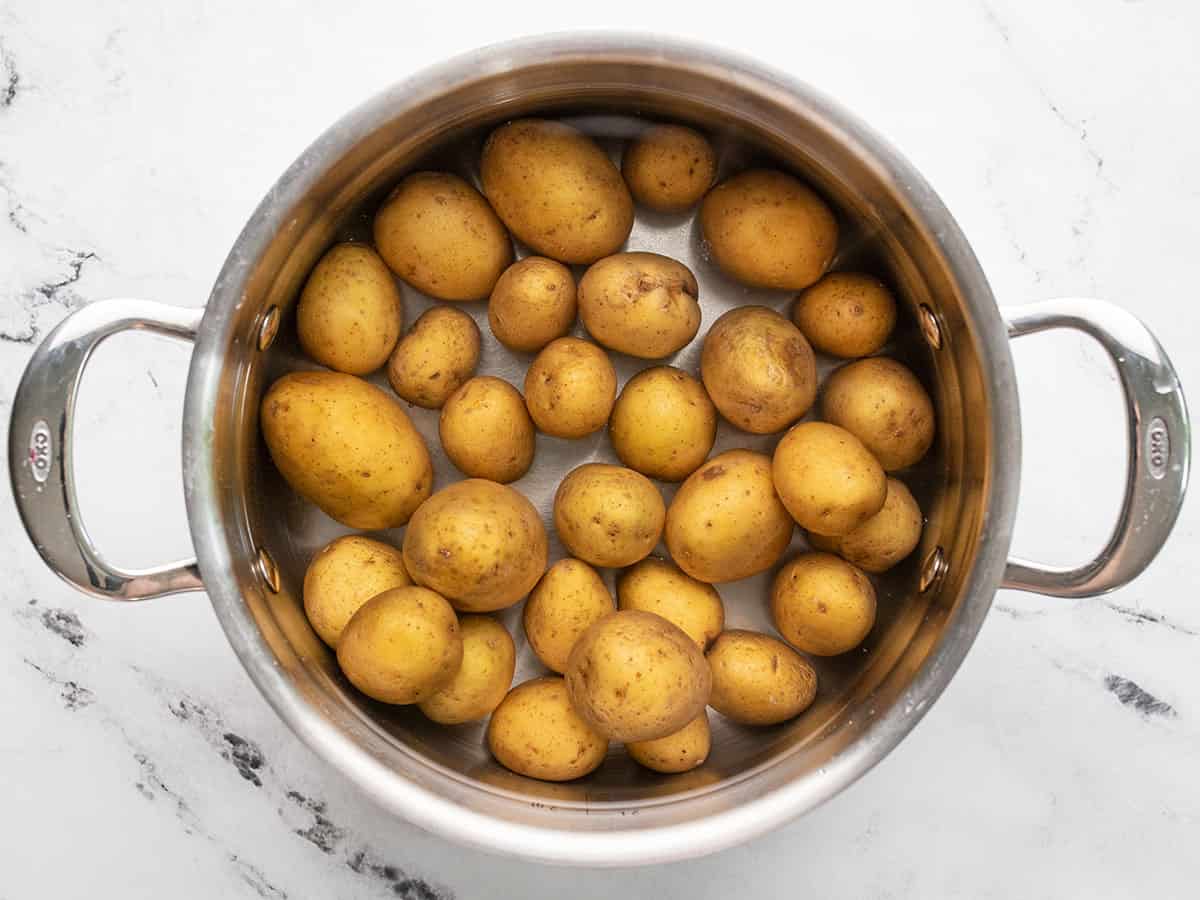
[2,1,1197,897]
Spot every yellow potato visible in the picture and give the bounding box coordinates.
[706,630,818,725]
[487,676,609,782]
[336,587,462,704]
[699,169,838,291]
[772,421,886,536]
[771,552,876,656]
[481,119,634,264]
[488,256,577,353]
[387,306,481,409]
[523,337,617,438]
[809,477,923,573]
[296,243,403,375]
[373,171,512,301]
[260,372,432,529]
[792,271,896,359]
[609,366,716,482]
[700,306,817,434]
[664,450,794,583]
[577,252,701,359]
[621,124,716,213]
[439,376,535,484]
[565,610,712,742]
[403,479,548,613]
[419,615,516,724]
[523,558,615,673]
[302,535,412,648]
[822,357,935,471]
[617,557,724,650]
[553,464,665,568]
[627,712,711,774]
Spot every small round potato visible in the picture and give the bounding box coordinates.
[554,464,666,568]
[523,337,617,438]
[617,557,724,650]
[792,272,897,359]
[418,615,516,724]
[565,610,712,743]
[621,124,716,213]
[809,477,923,573]
[488,257,577,353]
[487,676,608,782]
[822,357,935,471]
[439,376,535,483]
[627,712,711,774]
[387,306,481,409]
[336,587,462,705]
[700,306,817,434]
[296,243,403,375]
[771,552,877,656]
[664,450,794,583]
[577,252,701,359]
[706,630,818,726]
[303,535,412,648]
[609,366,716,482]
[523,558,615,673]
[373,171,512,301]
[403,479,548,613]
[699,169,838,291]
[772,421,887,536]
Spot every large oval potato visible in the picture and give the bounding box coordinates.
[488,256,577,353]
[772,421,887,536]
[403,479,548,613]
[609,366,716,482]
[809,477,923,573]
[706,630,818,725]
[771,552,877,656]
[260,372,432,529]
[481,119,634,264]
[303,535,411,648]
[523,337,617,438]
[621,124,716,213]
[439,376,535,484]
[822,357,935,471]
[487,676,608,782]
[387,306,481,410]
[523,558,615,673]
[577,252,701,359]
[627,712,711,774]
[617,557,724,650]
[792,271,896,359]
[418,615,516,724]
[553,464,665,568]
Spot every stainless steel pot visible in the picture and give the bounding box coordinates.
[8,35,1189,866]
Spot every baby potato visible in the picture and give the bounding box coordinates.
[523,558,615,673]
[664,450,794,583]
[481,119,634,264]
[418,615,516,724]
[577,252,701,359]
[609,366,716,482]
[792,271,897,359]
[565,610,712,742]
[772,421,887,536]
[627,711,711,774]
[487,676,608,782]
[617,557,724,650]
[700,169,838,291]
[488,257,577,353]
[439,376,535,483]
[336,587,462,705]
[303,535,412,648]
[822,357,935,471]
[373,171,512,301]
[706,630,818,725]
[523,337,617,438]
[621,124,716,213]
[554,464,666,568]
[260,372,432,529]
[387,306,481,409]
[809,477,923,573]
[403,479,548,613]
[296,243,403,375]
[771,552,877,656]
[700,306,817,434]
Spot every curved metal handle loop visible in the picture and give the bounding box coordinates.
[8,299,205,601]
[1003,299,1190,597]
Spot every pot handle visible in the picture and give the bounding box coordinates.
[1002,299,1190,597]
[8,299,206,601]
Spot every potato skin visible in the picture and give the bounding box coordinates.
[565,610,712,742]
[554,464,665,568]
[402,479,548,613]
[664,450,794,583]
[822,357,935,471]
[700,306,817,434]
[260,372,432,529]
[617,557,724,650]
[387,306,481,409]
[373,171,512,301]
[627,712,711,774]
[809,477,923,573]
[488,257,577,353]
[439,376,535,484]
[609,366,716,482]
[296,243,403,375]
[336,587,462,705]
[523,558,615,673]
[792,272,896,359]
[418,615,516,724]
[771,552,877,656]
[481,119,634,264]
[577,252,701,359]
[706,630,818,725]
[523,337,617,438]
[772,421,887,536]
[621,124,716,213]
[303,535,412,648]
[487,676,608,782]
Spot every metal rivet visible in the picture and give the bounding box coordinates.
[256,547,280,593]
[919,546,947,593]
[918,304,942,350]
[257,305,281,351]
